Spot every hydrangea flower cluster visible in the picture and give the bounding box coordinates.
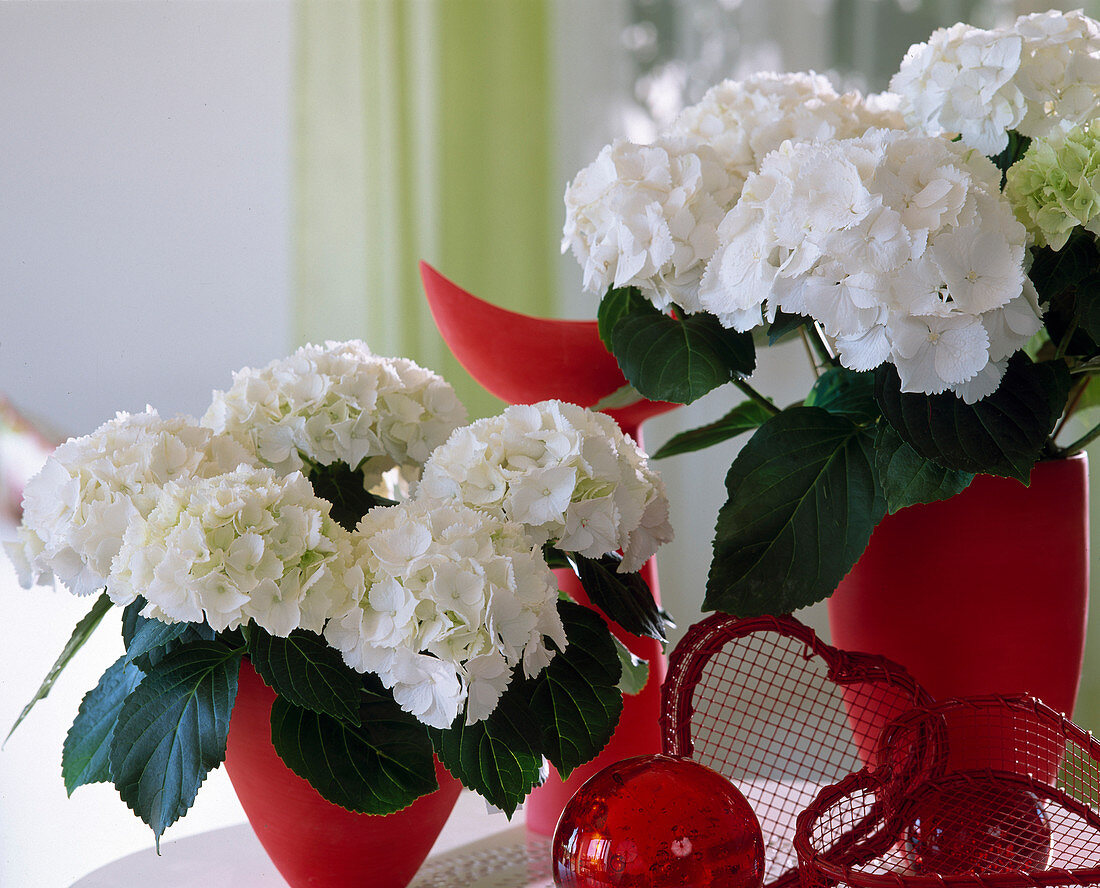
[417,400,672,572]
[323,498,563,729]
[109,465,349,635]
[561,137,737,312]
[891,9,1100,155]
[666,71,903,194]
[562,73,899,315]
[7,409,250,597]
[203,340,466,492]
[1006,121,1100,250]
[700,130,1040,402]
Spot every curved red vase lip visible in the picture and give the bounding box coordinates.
[419,261,677,437]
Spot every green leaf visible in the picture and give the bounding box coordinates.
[122,600,216,671]
[651,400,772,459]
[306,460,397,532]
[62,655,145,794]
[109,642,241,845]
[430,678,543,817]
[596,286,643,352]
[270,678,437,815]
[6,591,114,743]
[874,423,974,514]
[767,310,812,345]
[805,367,880,424]
[1075,273,1100,346]
[529,600,623,779]
[601,290,756,404]
[612,638,649,696]
[704,407,885,616]
[568,552,671,641]
[246,629,361,724]
[1030,231,1100,306]
[990,130,1031,185]
[591,382,645,412]
[874,355,1071,482]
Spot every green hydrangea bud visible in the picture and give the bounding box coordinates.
[1005,122,1100,251]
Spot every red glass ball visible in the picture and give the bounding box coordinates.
[905,778,1052,875]
[551,754,765,888]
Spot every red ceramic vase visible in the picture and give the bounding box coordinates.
[829,453,1089,721]
[420,262,676,835]
[224,660,462,888]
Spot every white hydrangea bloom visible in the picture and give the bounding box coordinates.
[563,72,899,321]
[323,499,564,729]
[416,400,672,571]
[891,10,1100,155]
[203,340,466,493]
[7,409,251,596]
[561,137,737,312]
[702,130,1035,401]
[666,71,904,195]
[109,465,350,634]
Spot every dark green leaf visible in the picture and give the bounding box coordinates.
[806,367,881,424]
[542,544,571,570]
[603,293,756,405]
[874,423,974,514]
[874,355,1071,482]
[529,601,623,779]
[767,310,812,345]
[110,642,241,845]
[430,677,543,817]
[306,460,397,532]
[651,400,772,459]
[990,130,1031,185]
[270,678,437,814]
[62,655,145,794]
[568,552,671,641]
[1030,231,1100,305]
[704,407,885,616]
[122,600,216,671]
[7,591,114,743]
[1075,274,1100,346]
[597,286,644,352]
[246,629,361,724]
[125,620,189,663]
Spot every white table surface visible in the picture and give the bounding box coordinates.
[69,790,544,888]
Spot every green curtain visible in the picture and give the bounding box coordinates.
[293,0,559,419]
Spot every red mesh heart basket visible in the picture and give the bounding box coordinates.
[660,614,932,887]
[794,695,1100,888]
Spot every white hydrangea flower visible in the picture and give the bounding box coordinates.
[416,400,672,571]
[667,71,904,195]
[702,130,1035,401]
[7,409,251,596]
[891,10,1100,154]
[109,465,350,634]
[203,340,466,493]
[323,499,564,729]
[561,137,737,312]
[563,72,899,321]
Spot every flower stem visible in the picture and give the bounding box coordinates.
[807,322,838,367]
[1055,318,1079,361]
[732,376,781,415]
[1052,376,1090,444]
[1054,417,1100,456]
[799,328,823,379]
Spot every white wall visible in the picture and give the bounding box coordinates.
[0,1,293,439]
[0,3,293,886]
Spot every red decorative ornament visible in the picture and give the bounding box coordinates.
[905,778,1052,875]
[551,754,765,888]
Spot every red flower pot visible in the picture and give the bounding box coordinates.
[829,453,1089,721]
[224,660,462,888]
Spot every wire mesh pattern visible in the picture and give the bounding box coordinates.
[660,614,931,888]
[795,696,1100,887]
